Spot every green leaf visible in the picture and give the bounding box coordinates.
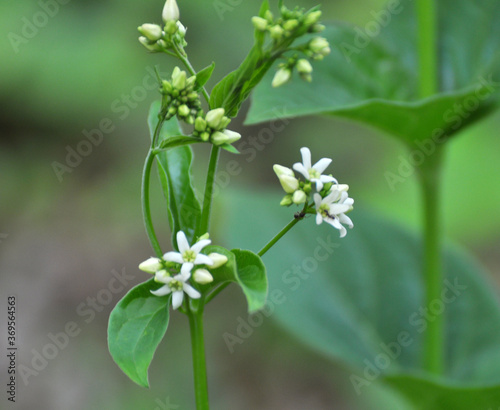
[108,279,171,388]
[157,135,203,151]
[246,0,500,144]
[220,143,240,154]
[195,62,215,91]
[221,190,500,407]
[148,101,201,247]
[203,245,268,312]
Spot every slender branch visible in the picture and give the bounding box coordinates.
[205,282,230,305]
[142,150,163,257]
[258,217,300,257]
[188,309,210,410]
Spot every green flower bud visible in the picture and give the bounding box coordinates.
[310,37,331,56]
[280,195,293,206]
[211,129,241,146]
[138,24,163,41]
[311,23,325,33]
[163,0,180,24]
[154,269,170,283]
[176,21,187,36]
[273,164,294,178]
[200,132,210,142]
[195,117,207,132]
[264,10,274,22]
[162,80,173,94]
[139,257,163,274]
[172,69,187,89]
[206,108,225,129]
[165,20,179,35]
[272,67,291,88]
[178,104,190,117]
[269,25,284,41]
[198,233,210,240]
[185,116,194,125]
[252,16,268,31]
[220,116,231,129]
[279,174,299,194]
[138,36,161,52]
[297,59,313,74]
[293,190,307,204]
[304,10,322,26]
[283,19,299,31]
[186,76,196,88]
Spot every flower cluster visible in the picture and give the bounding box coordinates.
[139,231,228,309]
[161,67,202,124]
[274,147,354,237]
[251,5,330,88]
[137,0,187,53]
[193,108,241,146]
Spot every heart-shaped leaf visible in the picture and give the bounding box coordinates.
[246,0,500,145]
[108,279,171,388]
[221,190,500,407]
[148,101,201,247]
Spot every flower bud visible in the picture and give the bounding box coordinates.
[138,36,161,52]
[252,16,268,31]
[198,233,210,241]
[264,10,274,22]
[297,59,313,74]
[172,69,187,89]
[165,20,179,35]
[138,24,163,41]
[206,108,225,129]
[186,75,196,88]
[280,195,293,206]
[304,10,322,26]
[208,253,228,269]
[155,269,170,282]
[272,68,291,88]
[163,0,180,24]
[162,80,173,94]
[178,104,190,117]
[193,269,214,284]
[273,164,294,178]
[279,174,299,194]
[200,132,210,142]
[311,23,325,33]
[211,129,241,146]
[195,117,207,132]
[283,19,299,31]
[310,37,331,56]
[269,25,284,40]
[293,190,307,204]
[220,116,231,129]
[176,21,187,36]
[139,257,163,274]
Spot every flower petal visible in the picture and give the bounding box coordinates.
[313,193,323,209]
[300,147,312,170]
[176,231,190,253]
[183,283,201,299]
[151,285,172,297]
[172,291,184,309]
[292,163,310,180]
[316,213,323,225]
[163,251,184,264]
[314,179,324,191]
[194,253,214,266]
[320,175,338,184]
[178,263,193,281]
[312,158,332,174]
[329,203,352,215]
[191,239,211,254]
[339,213,353,228]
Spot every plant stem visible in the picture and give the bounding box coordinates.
[416,0,438,98]
[142,150,163,257]
[199,146,220,236]
[419,148,444,375]
[258,217,301,257]
[188,309,209,410]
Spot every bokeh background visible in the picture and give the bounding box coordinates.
[1,0,499,409]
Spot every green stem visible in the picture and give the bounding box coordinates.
[258,217,301,257]
[188,309,209,410]
[198,146,220,236]
[142,150,163,257]
[416,0,438,98]
[419,148,444,375]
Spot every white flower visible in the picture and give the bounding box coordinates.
[293,147,337,191]
[314,189,354,238]
[164,231,214,267]
[151,264,200,309]
[193,269,214,284]
[162,0,180,23]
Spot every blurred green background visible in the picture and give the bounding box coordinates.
[1,0,499,409]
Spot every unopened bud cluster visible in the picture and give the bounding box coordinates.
[251,5,330,88]
[161,67,202,124]
[138,0,187,53]
[193,108,241,146]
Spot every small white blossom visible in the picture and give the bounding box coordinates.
[151,264,200,309]
[293,147,337,191]
[314,189,354,238]
[164,231,214,267]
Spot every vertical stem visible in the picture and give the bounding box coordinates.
[142,150,163,257]
[416,0,443,375]
[198,146,220,236]
[188,309,209,410]
[416,0,438,98]
[419,148,444,375]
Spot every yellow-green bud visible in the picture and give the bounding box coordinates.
[272,68,291,88]
[283,19,299,31]
[297,59,313,74]
[208,253,228,269]
[163,0,180,24]
[293,190,307,204]
[200,132,210,142]
[273,164,294,177]
[172,69,187,89]
[193,269,213,284]
[280,195,293,206]
[269,25,284,40]
[211,129,241,145]
[178,104,190,117]
[138,24,163,41]
[252,16,268,31]
[279,174,299,194]
[206,108,225,129]
[139,257,163,274]
[195,117,207,132]
[304,10,322,26]
[138,36,161,52]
